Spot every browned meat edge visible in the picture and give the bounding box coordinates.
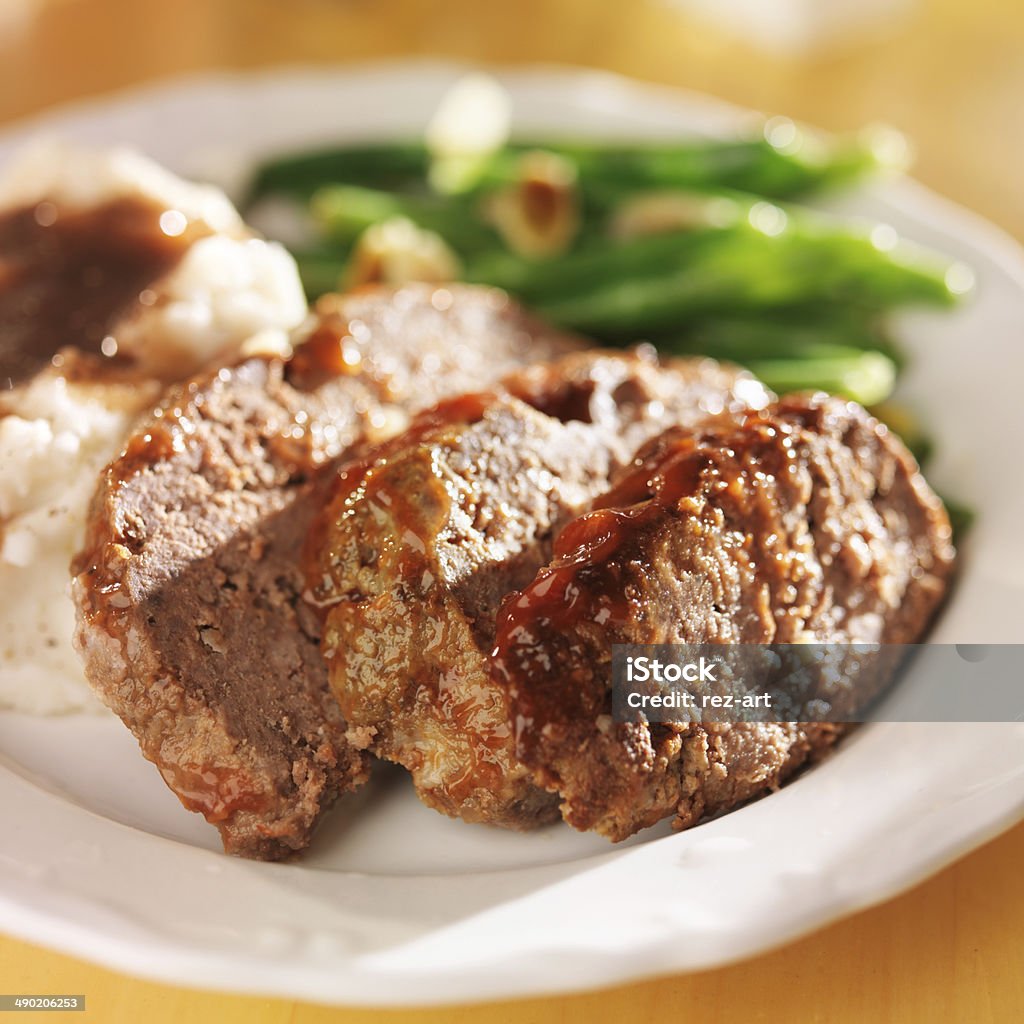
[492,393,955,840]
[72,284,580,859]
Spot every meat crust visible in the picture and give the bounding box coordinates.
[309,349,771,828]
[492,393,956,840]
[72,284,578,859]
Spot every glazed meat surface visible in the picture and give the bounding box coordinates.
[492,394,955,841]
[308,349,771,829]
[72,284,578,859]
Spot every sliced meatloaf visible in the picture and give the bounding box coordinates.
[492,393,956,841]
[71,283,578,860]
[308,349,771,829]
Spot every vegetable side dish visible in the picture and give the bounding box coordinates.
[245,75,971,419]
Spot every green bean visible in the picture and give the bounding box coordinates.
[472,225,959,335]
[474,133,899,203]
[310,185,498,255]
[745,350,896,406]
[245,143,431,202]
[658,310,900,364]
[465,228,719,299]
[655,331,897,405]
[245,128,899,208]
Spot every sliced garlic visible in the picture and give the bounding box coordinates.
[484,150,581,259]
[344,217,462,288]
[427,73,512,194]
[609,191,740,240]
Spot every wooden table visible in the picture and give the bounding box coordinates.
[1,0,1022,1019]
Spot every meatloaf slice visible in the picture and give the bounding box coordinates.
[72,283,578,860]
[492,393,955,841]
[307,349,771,829]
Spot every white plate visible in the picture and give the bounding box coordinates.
[1,62,1022,1008]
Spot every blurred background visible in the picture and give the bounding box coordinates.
[0,0,1021,239]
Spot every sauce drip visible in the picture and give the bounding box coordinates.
[305,390,497,609]
[158,762,271,822]
[509,429,722,625]
[285,316,367,391]
[0,196,204,386]
[491,409,804,701]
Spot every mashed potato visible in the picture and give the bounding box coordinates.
[0,142,308,713]
[0,375,150,712]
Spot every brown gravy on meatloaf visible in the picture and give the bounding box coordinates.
[491,435,713,647]
[303,391,500,601]
[0,197,205,386]
[491,391,954,782]
[281,309,385,392]
[494,403,810,641]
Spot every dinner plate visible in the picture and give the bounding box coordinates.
[1,62,1022,1007]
